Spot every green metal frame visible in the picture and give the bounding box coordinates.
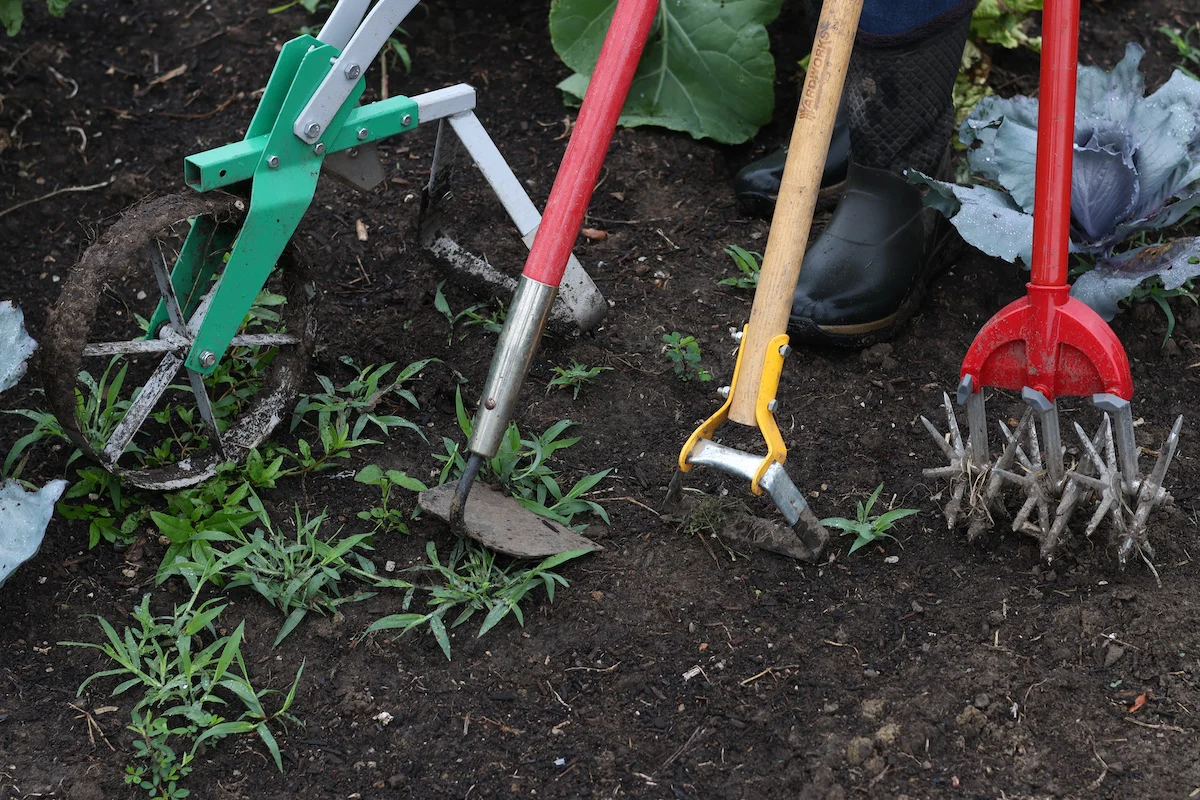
[150,33,419,375]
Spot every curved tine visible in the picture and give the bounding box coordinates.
[1145,415,1184,490]
[994,412,1031,473]
[1072,417,1107,473]
[921,414,958,460]
[992,466,1033,488]
[1026,414,1044,473]
[1083,490,1115,539]
[924,465,963,479]
[151,240,188,335]
[1012,491,1038,533]
[100,351,184,466]
[945,477,965,529]
[943,393,965,452]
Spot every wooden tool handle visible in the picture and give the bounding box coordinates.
[728,0,864,425]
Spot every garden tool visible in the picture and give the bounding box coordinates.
[921,0,1183,563]
[41,0,608,491]
[419,0,660,557]
[663,0,868,562]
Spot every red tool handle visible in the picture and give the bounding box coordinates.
[521,0,660,287]
[1029,0,1078,289]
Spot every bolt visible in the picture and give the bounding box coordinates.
[731,330,743,341]
[767,399,778,412]
[198,350,216,368]
[305,122,321,138]
[348,148,359,159]
[401,113,413,127]
[357,127,369,140]
[344,63,361,80]
[313,142,326,155]
[717,386,731,398]
[484,398,496,410]
[266,155,280,169]
[328,56,337,65]
[779,344,792,358]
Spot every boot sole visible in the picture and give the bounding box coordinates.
[788,221,966,348]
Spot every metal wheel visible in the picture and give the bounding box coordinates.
[41,191,315,490]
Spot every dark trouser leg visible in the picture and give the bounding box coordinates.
[788,0,975,346]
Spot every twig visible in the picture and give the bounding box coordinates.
[564,661,621,674]
[1123,717,1191,733]
[546,680,572,712]
[1087,738,1109,791]
[740,664,800,686]
[0,179,112,220]
[68,703,115,752]
[161,94,236,120]
[657,725,706,774]
[596,495,661,515]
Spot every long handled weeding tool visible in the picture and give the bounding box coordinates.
[922,0,1183,564]
[664,0,867,561]
[419,0,661,557]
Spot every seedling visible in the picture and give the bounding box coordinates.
[1126,277,1199,346]
[662,332,712,382]
[717,245,763,290]
[218,508,379,646]
[1161,23,1200,79]
[435,388,611,527]
[354,463,427,534]
[291,356,435,440]
[364,539,587,659]
[821,484,919,555]
[547,358,611,399]
[433,282,505,344]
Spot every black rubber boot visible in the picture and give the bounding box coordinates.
[788,2,975,346]
[732,100,851,217]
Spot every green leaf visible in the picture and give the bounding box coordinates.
[550,0,783,144]
[0,1,23,39]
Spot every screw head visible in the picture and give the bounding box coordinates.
[357,127,369,140]
[348,148,359,158]
[344,63,361,80]
[731,329,743,341]
[767,399,778,412]
[198,350,217,368]
[779,344,792,358]
[305,122,321,138]
[313,142,327,155]
[484,398,497,410]
[717,386,731,398]
[401,113,413,127]
[266,154,280,169]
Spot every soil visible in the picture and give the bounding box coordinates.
[3,1,1200,799]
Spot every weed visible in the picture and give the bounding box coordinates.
[278,412,381,474]
[1,404,73,479]
[435,389,611,527]
[354,464,427,534]
[547,359,611,399]
[57,465,149,549]
[63,571,304,796]
[219,508,379,646]
[1161,23,1200,79]
[821,484,919,555]
[717,245,763,290]
[365,539,587,659]
[434,282,505,343]
[1126,278,1198,346]
[292,356,434,441]
[662,332,712,382]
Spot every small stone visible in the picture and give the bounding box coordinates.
[387,774,406,789]
[1162,338,1181,357]
[860,698,887,719]
[874,723,901,748]
[973,693,991,710]
[860,342,894,367]
[955,705,987,739]
[863,668,880,679]
[1104,644,1126,667]
[863,754,887,776]
[846,736,876,766]
[884,555,900,564]
[986,610,1006,627]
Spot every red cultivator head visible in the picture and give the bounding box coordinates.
[959,284,1133,403]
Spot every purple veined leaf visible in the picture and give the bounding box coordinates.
[1070,143,1140,242]
[909,172,1036,266]
[1071,236,1200,320]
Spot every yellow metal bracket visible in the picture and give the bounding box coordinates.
[677,329,791,496]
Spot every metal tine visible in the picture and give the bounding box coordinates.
[956,376,989,467]
[920,412,958,461]
[101,352,184,465]
[1143,415,1184,494]
[943,392,966,456]
[1093,394,1139,493]
[1022,387,1064,485]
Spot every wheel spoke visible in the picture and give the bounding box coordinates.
[100,351,184,466]
[151,241,189,335]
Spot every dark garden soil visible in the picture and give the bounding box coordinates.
[3,1,1200,798]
